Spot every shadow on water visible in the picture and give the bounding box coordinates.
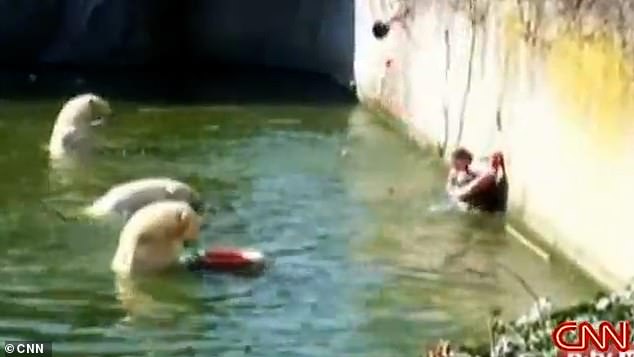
[0,65,355,106]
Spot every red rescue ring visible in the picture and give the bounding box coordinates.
[182,247,266,273]
[203,248,265,271]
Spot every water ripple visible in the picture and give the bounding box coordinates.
[0,102,597,356]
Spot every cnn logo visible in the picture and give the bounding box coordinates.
[557,351,634,357]
[552,321,634,357]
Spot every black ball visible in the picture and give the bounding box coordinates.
[372,21,390,39]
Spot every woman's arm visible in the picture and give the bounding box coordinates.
[454,168,497,200]
[445,169,458,195]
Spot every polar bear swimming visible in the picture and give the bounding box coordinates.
[48,93,112,160]
[110,200,201,276]
[84,177,204,220]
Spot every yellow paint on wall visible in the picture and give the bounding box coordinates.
[546,33,634,152]
[501,13,524,77]
[500,8,633,153]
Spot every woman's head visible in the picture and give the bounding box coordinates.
[450,147,473,170]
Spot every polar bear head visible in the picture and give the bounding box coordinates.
[110,200,202,276]
[57,93,112,129]
[165,181,204,214]
[48,93,113,160]
[86,94,112,128]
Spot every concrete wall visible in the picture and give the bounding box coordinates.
[354,0,634,290]
[0,0,354,85]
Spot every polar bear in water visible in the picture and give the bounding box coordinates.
[48,93,112,160]
[111,200,201,276]
[84,177,204,220]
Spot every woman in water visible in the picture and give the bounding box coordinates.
[446,147,506,212]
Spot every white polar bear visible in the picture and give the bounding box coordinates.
[48,93,112,160]
[111,200,201,276]
[84,177,204,220]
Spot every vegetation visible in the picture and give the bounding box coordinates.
[425,283,634,356]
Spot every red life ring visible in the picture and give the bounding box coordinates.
[183,247,266,273]
[204,248,265,270]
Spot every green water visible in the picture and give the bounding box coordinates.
[0,73,598,356]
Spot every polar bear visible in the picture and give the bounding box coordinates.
[111,200,201,276]
[84,177,204,220]
[48,93,112,160]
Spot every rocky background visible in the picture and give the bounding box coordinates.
[0,0,354,85]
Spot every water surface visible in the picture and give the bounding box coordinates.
[0,73,598,356]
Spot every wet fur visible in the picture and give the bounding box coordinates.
[84,178,202,220]
[111,200,201,276]
[48,93,111,160]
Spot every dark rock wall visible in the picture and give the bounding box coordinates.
[0,0,354,84]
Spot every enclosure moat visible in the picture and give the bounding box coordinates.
[0,70,598,356]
